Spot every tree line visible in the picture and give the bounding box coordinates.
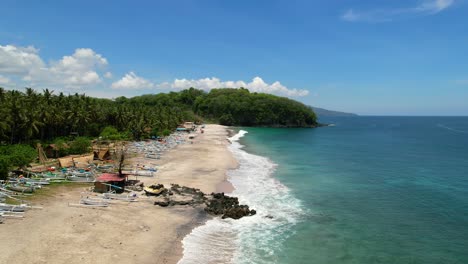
[0,87,317,145]
[194,88,317,127]
[0,87,200,144]
[0,87,317,179]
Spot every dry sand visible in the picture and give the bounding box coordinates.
[0,124,237,264]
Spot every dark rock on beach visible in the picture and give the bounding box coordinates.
[154,201,170,207]
[205,192,256,220]
[151,184,255,220]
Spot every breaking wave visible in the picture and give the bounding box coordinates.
[178,130,305,264]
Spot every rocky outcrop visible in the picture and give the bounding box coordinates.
[151,184,255,220]
[205,192,256,219]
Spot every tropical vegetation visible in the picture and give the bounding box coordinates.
[0,144,37,180]
[0,87,317,145]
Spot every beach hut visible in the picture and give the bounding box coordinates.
[43,143,69,158]
[44,144,58,158]
[58,156,75,168]
[73,154,94,168]
[94,173,126,193]
[183,122,195,131]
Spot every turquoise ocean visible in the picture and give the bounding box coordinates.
[179,117,468,264]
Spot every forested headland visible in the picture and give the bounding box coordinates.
[0,87,317,144]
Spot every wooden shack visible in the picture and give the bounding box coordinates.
[94,173,126,193]
[94,149,111,161]
[183,122,195,131]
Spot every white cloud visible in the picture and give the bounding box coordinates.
[0,45,45,74]
[416,0,454,13]
[0,44,309,97]
[342,9,360,22]
[111,71,154,89]
[341,0,454,22]
[163,76,309,97]
[0,45,108,88]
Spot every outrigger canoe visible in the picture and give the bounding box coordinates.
[7,185,34,193]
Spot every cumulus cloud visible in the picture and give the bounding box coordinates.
[0,45,108,88]
[162,76,309,97]
[341,0,454,22]
[111,72,154,89]
[0,44,309,97]
[0,45,45,74]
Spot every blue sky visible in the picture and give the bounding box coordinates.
[0,0,467,115]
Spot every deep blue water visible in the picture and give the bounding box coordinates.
[240,117,468,264]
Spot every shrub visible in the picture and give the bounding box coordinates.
[69,137,91,154]
[162,129,171,136]
[0,144,37,180]
[100,126,121,140]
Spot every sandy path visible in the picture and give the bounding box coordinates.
[0,124,236,264]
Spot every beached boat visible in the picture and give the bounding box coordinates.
[73,171,94,177]
[102,193,137,201]
[0,203,28,212]
[145,153,161,159]
[8,178,51,186]
[133,170,155,177]
[7,185,34,193]
[39,172,67,181]
[25,178,50,185]
[96,165,115,172]
[0,212,24,219]
[80,198,109,207]
[67,176,94,182]
[143,185,166,195]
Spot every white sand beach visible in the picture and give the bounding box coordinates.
[0,124,237,264]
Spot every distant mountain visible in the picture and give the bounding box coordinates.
[310,106,358,117]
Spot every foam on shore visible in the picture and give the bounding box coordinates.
[178,129,305,264]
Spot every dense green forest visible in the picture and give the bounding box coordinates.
[0,87,316,178]
[195,88,317,127]
[0,87,317,144]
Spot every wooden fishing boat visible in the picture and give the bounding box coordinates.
[80,198,109,207]
[25,178,50,185]
[0,203,28,212]
[134,170,155,177]
[40,172,66,181]
[7,185,34,193]
[67,176,94,182]
[102,193,137,201]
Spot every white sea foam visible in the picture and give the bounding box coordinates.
[179,130,305,264]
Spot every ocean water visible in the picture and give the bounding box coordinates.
[180,117,468,264]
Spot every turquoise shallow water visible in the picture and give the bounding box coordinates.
[240,117,468,264]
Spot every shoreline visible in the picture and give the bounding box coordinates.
[0,124,237,264]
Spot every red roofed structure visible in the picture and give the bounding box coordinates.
[94,173,126,193]
[96,173,125,182]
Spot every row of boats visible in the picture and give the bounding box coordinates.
[0,186,42,224]
[127,132,189,159]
